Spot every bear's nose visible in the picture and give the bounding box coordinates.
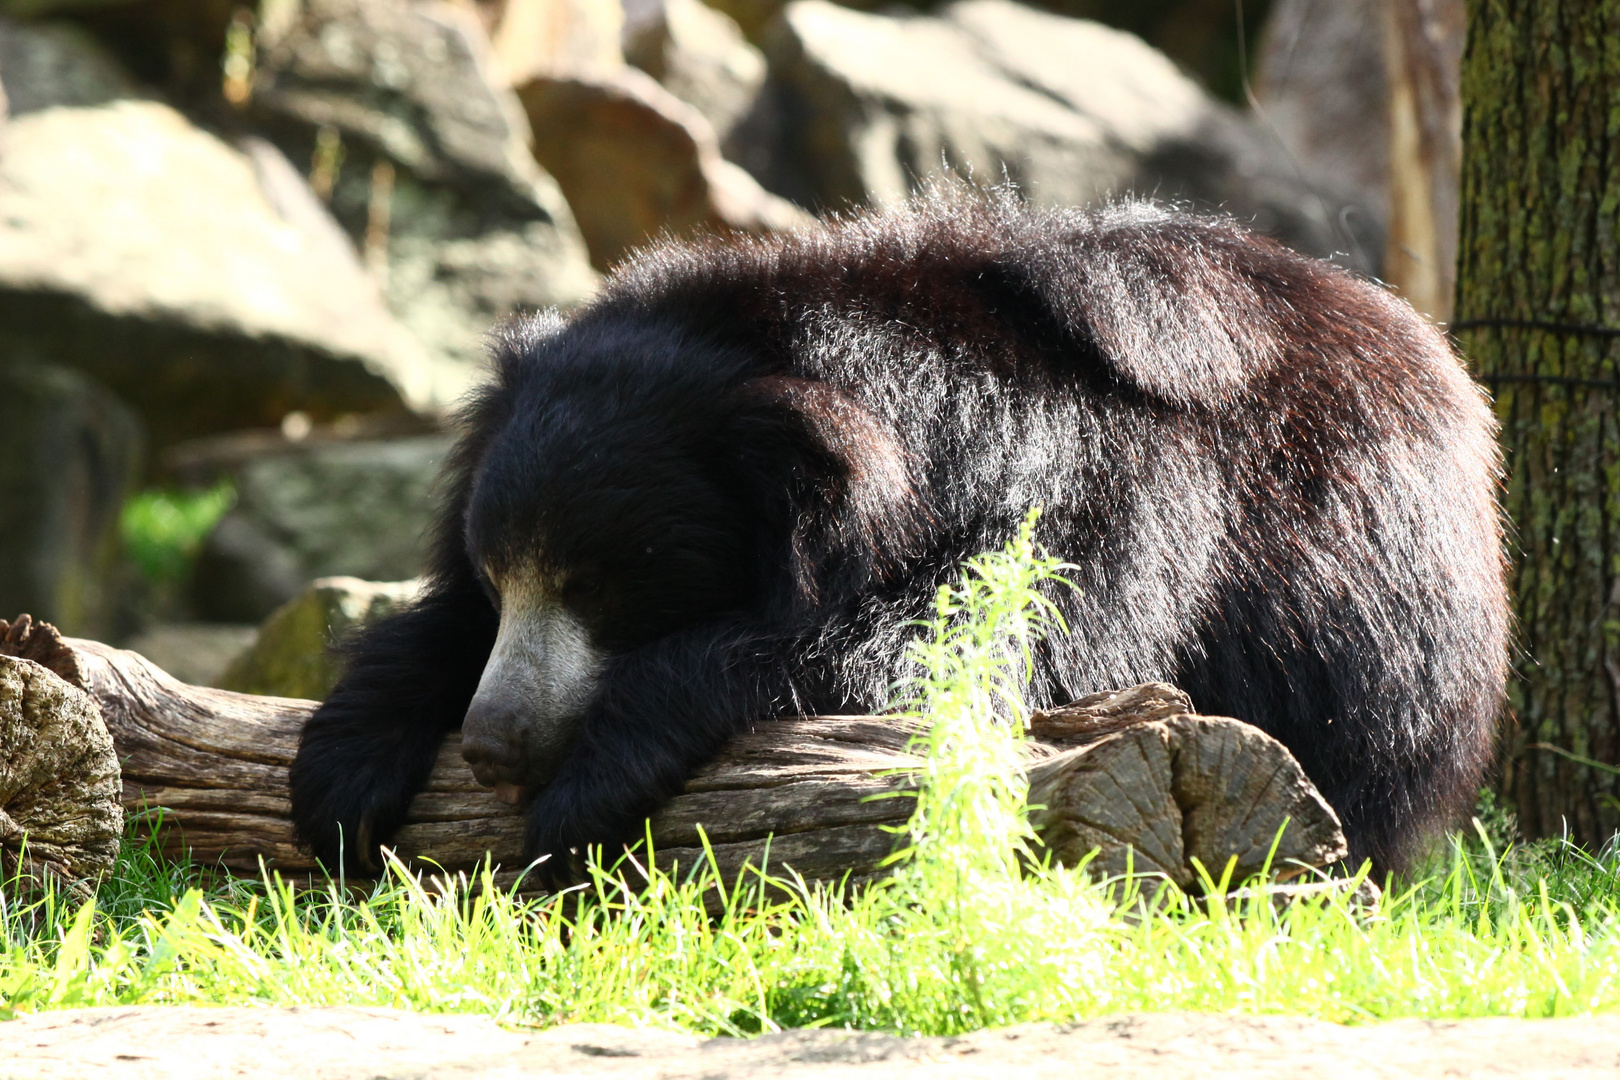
[461,734,520,788]
[461,700,523,788]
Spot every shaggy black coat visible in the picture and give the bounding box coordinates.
[289,197,1508,878]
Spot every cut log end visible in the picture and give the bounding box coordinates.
[1027,711,1348,889]
[0,652,122,900]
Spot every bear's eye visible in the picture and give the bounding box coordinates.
[563,572,605,601]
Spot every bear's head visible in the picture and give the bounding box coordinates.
[455,313,918,800]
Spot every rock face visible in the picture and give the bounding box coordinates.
[11,1005,1620,1080]
[0,365,141,637]
[252,0,598,377]
[4,0,242,112]
[0,0,136,13]
[519,64,810,268]
[0,18,438,448]
[750,0,1380,271]
[1257,0,1459,321]
[191,437,451,623]
[15,1010,1620,1080]
[625,0,767,146]
[481,0,625,84]
[219,576,421,700]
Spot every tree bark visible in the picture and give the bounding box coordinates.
[1455,1,1620,844]
[1,620,1349,894]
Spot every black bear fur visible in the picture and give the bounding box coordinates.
[289,195,1508,880]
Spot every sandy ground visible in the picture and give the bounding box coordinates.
[2,1007,1618,1079]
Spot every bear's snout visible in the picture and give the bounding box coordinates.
[462,585,605,795]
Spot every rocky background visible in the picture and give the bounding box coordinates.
[0,0,1426,692]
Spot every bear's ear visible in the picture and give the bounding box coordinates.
[724,376,922,598]
[995,215,1288,408]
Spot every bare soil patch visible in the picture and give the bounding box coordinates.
[1,1007,1617,1079]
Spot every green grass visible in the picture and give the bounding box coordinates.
[120,482,235,584]
[4,513,1620,1027]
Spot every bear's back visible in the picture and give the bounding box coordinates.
[594,196,1474,431]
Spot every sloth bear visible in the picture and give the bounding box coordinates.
[289,195,1508,879]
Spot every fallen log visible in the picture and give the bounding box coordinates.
[0,617,1349,894]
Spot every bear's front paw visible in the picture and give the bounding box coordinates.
[289,794,383,874]
[289,745,417,875]
[520,815,586,890]
[521,782,642,890]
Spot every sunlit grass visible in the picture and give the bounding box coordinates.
[3,829,1618,1027]
[4,513,1619,1026]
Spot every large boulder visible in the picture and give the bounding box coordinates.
[748,0,1381,271]
[518,65,810,268]
[0,16,136,114]
[481,0,624,84]
[191,436,450,623]
[625,0,766,146]
[0,20,438,449]
[218,576,421,700]
[1018,0,1277,105]
[0,364,141,637]
[251,0,598,376]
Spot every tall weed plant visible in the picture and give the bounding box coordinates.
[892,509,1064,884]
[851,510,1109,1031]
[4,513,1620,1026]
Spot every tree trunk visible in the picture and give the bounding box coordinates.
[1455,1,1620,844]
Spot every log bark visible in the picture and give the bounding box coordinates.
[2,621,1349,892]
[1455,0,1620,845]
